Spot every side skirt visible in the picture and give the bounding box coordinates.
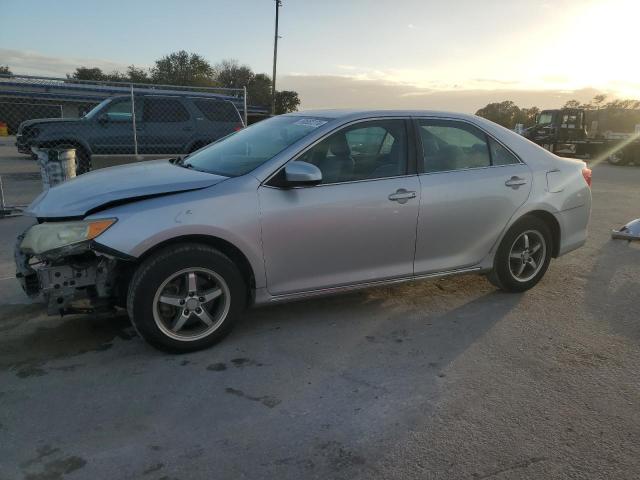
[252,266,484,306]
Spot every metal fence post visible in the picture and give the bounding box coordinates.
[130,84,139,158]
[0,175,5,213]
[243,86,248,127]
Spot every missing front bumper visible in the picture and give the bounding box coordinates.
[15,234,121,315]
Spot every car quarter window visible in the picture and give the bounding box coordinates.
[488,137,520,165]
[143,98,190,123]
[296,119,408,184]
[193,99,240,122]
[417,119,491,173]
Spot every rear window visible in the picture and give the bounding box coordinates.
[193,99,240,123]
[143,98,190,123]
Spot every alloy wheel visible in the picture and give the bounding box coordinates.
[508,230,546,282]
[152,267,230,341]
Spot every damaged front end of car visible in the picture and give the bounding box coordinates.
[15,218,133,315]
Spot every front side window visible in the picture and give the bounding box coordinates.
[418,120,490,172]
[185,115,329,177]
[104,99,132,121]
[296,119,408,184]
[143,98,190,123]
[537,111,554,125]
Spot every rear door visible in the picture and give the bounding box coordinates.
[138,97,195,154]
[413,118,532,274]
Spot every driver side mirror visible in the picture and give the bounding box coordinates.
[97,114,109,124]
[283,161,322,187]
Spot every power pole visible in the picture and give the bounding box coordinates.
[271,0,282,116]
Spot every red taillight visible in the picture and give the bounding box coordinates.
[582,167,592,188]
[234,124,244,131]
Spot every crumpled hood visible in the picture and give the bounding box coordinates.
[26,159,227,218]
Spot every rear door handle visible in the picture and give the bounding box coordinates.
[505,176,527,189]
[388,189,416,204]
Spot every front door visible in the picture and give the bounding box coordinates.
[413,118,533,274]
[258,119,420,296]
[90,98,136,154]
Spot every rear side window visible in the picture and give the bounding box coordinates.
[143,98,190,123]
[418,119,490,172]
[489,137,520,166]
[193,99,240,123]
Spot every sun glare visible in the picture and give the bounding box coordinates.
[531,0,640,96]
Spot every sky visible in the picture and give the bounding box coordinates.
[1,0,638,112]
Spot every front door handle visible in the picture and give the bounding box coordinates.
[505,176,527,189]
[388,189,416,204]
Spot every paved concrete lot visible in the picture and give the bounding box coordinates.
[1,151,639,479]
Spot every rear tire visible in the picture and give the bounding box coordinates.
[488,216,553,292]
[74,147,91,174]
[127,243,246,353]
[607,151,629,166]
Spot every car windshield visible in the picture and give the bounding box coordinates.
[83,98,112,119]
[537,112,554,125]
[184,115,330,177]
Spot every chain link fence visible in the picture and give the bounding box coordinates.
[0,73,253,215]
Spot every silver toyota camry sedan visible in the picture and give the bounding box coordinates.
[15,110,592,352]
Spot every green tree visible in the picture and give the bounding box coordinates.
[69,67,106,81]
[563,99,582,109]
[247,73,273,108]
[593,94,607,107]
[214,59,254,89]
[151,50,214,86]
[517,106,540,127]
[604,98,640,110]
[275,90,300,114]
[0,65,12,75]
[126,65,150,83]
[475,101,522,128]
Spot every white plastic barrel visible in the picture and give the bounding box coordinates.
[33,148,77,190]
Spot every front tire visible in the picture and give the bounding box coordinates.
[127,243,246,353]
[488,216,552,292]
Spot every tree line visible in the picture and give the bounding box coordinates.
[476,95,640,129]
[0,51,300,114]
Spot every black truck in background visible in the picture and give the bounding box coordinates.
[522,107,640,165]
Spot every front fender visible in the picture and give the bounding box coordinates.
[36,132,92,154]
[89,175,266,288]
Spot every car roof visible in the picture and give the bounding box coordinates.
[286,109,482,123]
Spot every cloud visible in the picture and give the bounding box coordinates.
[0,48,140,77]
[0,48,612,113]
[407,24,417,29]
[278,74,605,113]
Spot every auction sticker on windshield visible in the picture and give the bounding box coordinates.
[293,118,328,128]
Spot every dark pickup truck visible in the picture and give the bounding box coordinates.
[16,94,244,173]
